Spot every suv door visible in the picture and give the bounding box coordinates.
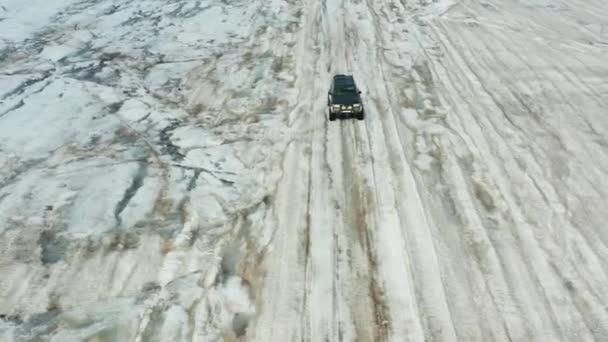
[327,82,334,106]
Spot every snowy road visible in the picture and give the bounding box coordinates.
[1,0,608,340]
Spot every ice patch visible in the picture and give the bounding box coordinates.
[39,44,78,62]
[0,79,121,160]
[67,162,139,237]
[117,99,151,123]
[0,74,33,98]
[171,126,223,151]
[117,167,162,230]
[49,298,144,341]
[183,146,245,177]
[0,0,79,43]
[0,320,16,341]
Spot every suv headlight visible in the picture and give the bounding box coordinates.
[331,104,341,112]
[353,104,362,112]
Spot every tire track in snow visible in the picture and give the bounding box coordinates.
[463,16,608,340]
[249,0,337,338]
[451,19,608,254]
[452,0,608,286]
[429,22,582,341]
[426,7,602,340]
[479,24,608,178]
[344,23,427,342]
[446,20,608,301]
[326,9,395,334]
[351,121,392,342]
[303,0,383,338]
[351,0,466,340]
[368,0,580,340]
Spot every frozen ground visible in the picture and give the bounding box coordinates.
[1,0,607,340]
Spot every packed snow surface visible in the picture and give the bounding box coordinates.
[1,0,608,340]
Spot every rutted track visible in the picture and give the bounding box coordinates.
[250,0,608,340]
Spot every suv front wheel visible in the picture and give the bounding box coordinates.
[329,111,337,121]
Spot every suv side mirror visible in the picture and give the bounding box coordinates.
[358,90,362,94]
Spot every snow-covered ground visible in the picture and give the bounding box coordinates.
[1,0,607,340]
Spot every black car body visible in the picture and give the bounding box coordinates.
[327,74,364,121]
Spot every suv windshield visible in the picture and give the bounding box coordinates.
[334,85,356,95]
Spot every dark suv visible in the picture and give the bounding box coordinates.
[327,74,364,121]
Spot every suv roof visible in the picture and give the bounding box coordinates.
[333,74,355,84]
